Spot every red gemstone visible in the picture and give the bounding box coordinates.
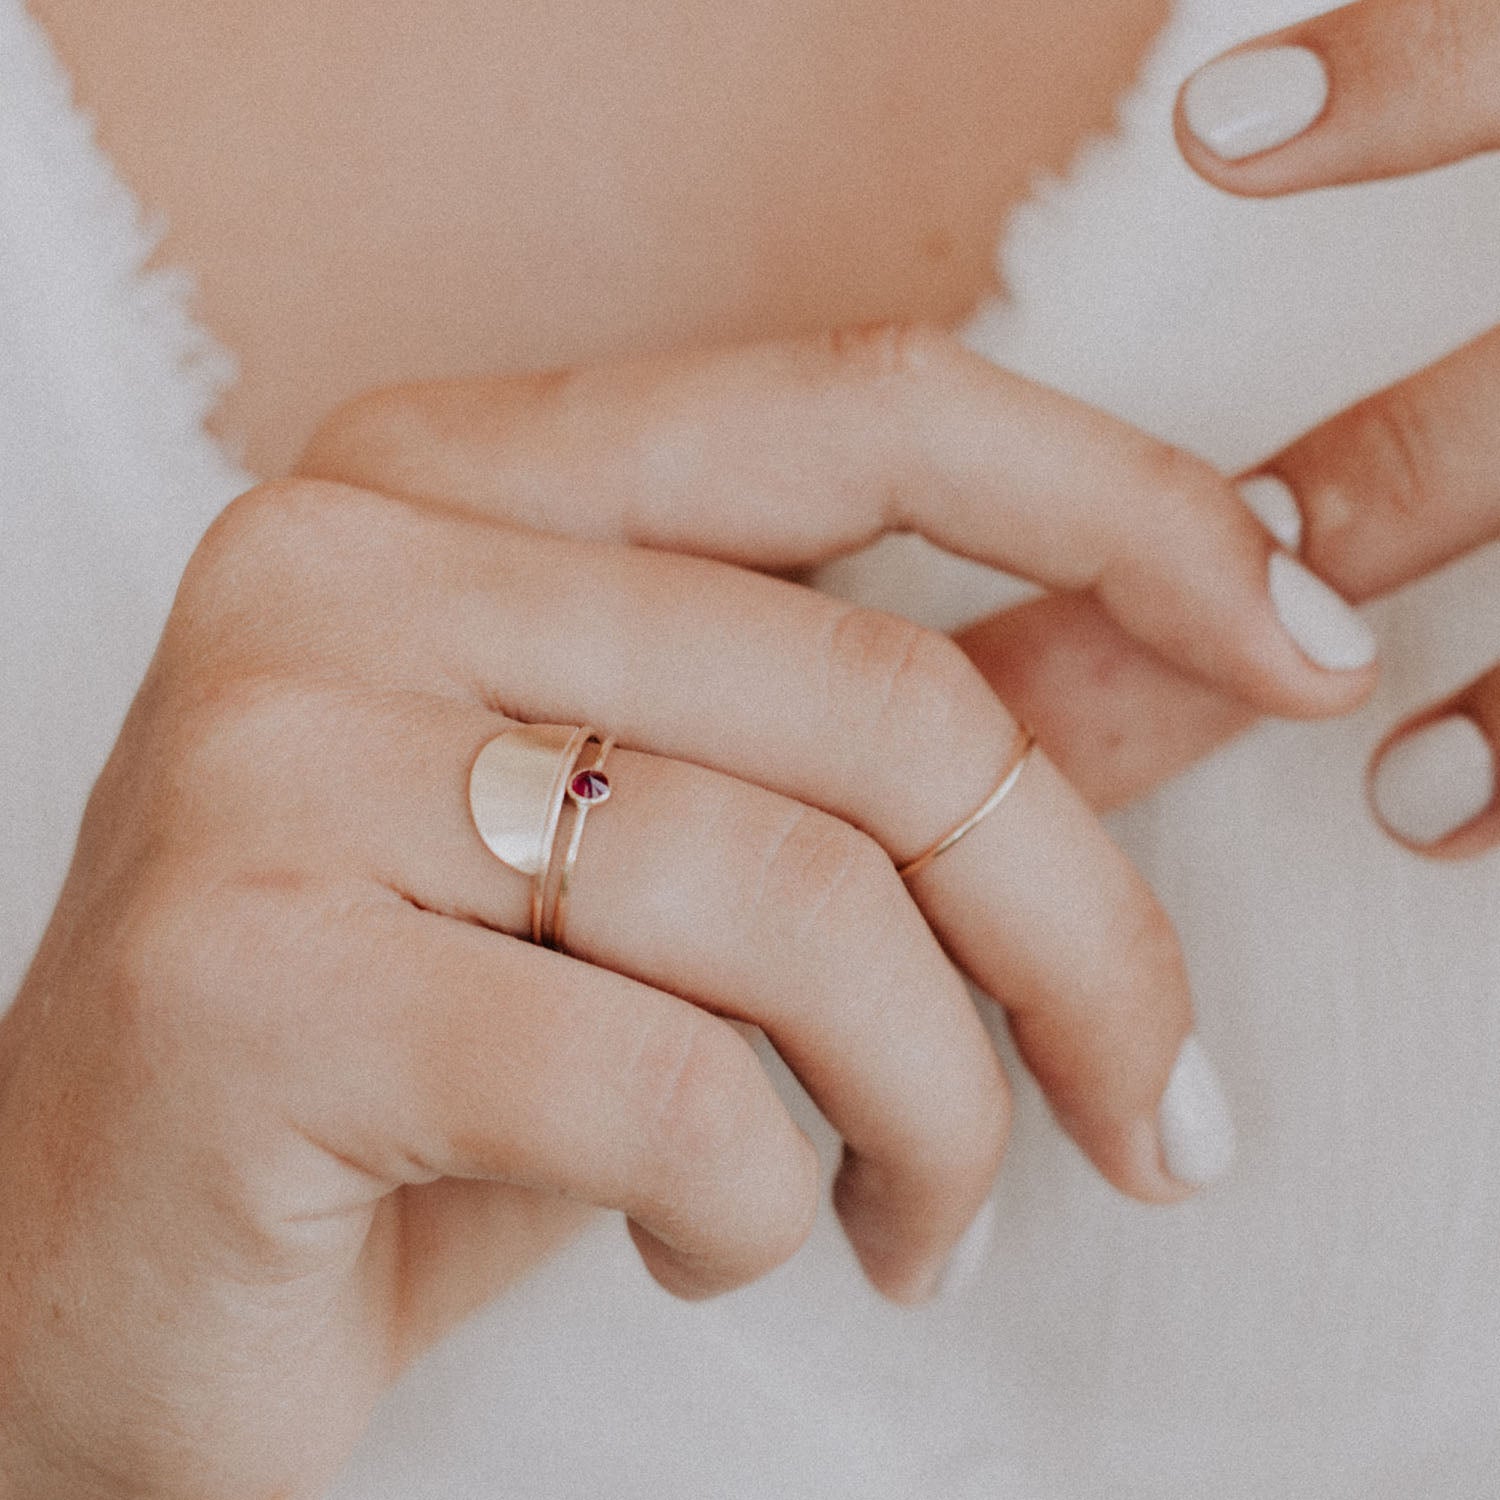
[569,769,611,805]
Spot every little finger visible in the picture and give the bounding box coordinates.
[290,898,823,1302]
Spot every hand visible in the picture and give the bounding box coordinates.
[1176,0,1500,857]
[960,2,1500,857]
[0,327,1368,1497]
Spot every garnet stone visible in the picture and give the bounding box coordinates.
[569,769,611,805]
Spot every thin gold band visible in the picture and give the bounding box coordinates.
[897,724,1037,882]
[541,735,615,951]
[528,726,596,943]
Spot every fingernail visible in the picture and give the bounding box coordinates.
[1183,46,1329,161]
[1158,1035,1236,1188]
[1239,475,1304,552]
[933,1195,997,1301]
[1268,551,1377,672]
[1370,715,1496,846]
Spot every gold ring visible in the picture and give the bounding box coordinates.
[897,724,1037,881]
[467,723,613,944]
[540,734,614,951]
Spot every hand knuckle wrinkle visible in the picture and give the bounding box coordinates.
[823,320,952,388]
[827,607,985,746]
[753,805,879,934]
[1359,384,1443,526]
[635,1019,741,1173]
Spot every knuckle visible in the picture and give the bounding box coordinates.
[195,477,342,566]
[634,1017,753,1181]
[163,675,319,816]
[1351,383,1443,529]
[110,877,198,1022]
[182,479,370,612]
[122,662,367,877]
[825,607,995,748]
[109,875,247,1060]
[809,322,964,526]
[171,479,421,677]
[112,867,363,1064]
[820,319,955,388]
[298,383,437,490]
[751,803,893,937]
[633,1016,819,1276]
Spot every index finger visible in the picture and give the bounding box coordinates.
[1176,0,1500,192]
[298,327,1377,719]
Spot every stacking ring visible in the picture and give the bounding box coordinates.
[470,716,1030,936]
[897,723,1037,881]
[542,734,614,951]
[468,723,615,948]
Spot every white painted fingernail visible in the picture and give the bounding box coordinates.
[1184,46,1329,161]
[1371,715,1496,846]
[1268,551,1377,672]
[934,1195,997,1300]
[1239,475,1304,552]
[1159,1036,1235,1188]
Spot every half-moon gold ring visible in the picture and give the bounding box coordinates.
[468,723,615,945]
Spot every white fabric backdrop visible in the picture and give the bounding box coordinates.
[0,1,246,1002]
[4,0,1500,1493]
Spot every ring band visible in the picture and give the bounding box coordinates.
[540,735,614,951]
[468,722,614,946]
[897,724,1037,881]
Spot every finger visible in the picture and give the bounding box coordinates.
[956,592,1257,814]
[1176,0,1500,193]
[268,896,822,1302]
[395,529,1237,1203]
[964,332,1500,809]
[1368,669,1500,858]
[296,328,1377,717]
[1254,326,1500,603]
[298,695,1010,1303]
[968,326,1500,845]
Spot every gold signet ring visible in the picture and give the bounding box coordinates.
[469,723,599,942]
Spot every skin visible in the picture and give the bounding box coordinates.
[1171,0,1500,857]
[0,324,1373,1498]
[4,0,1491,1492]
[948,0,1500,846]
[33,0,1171,476]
